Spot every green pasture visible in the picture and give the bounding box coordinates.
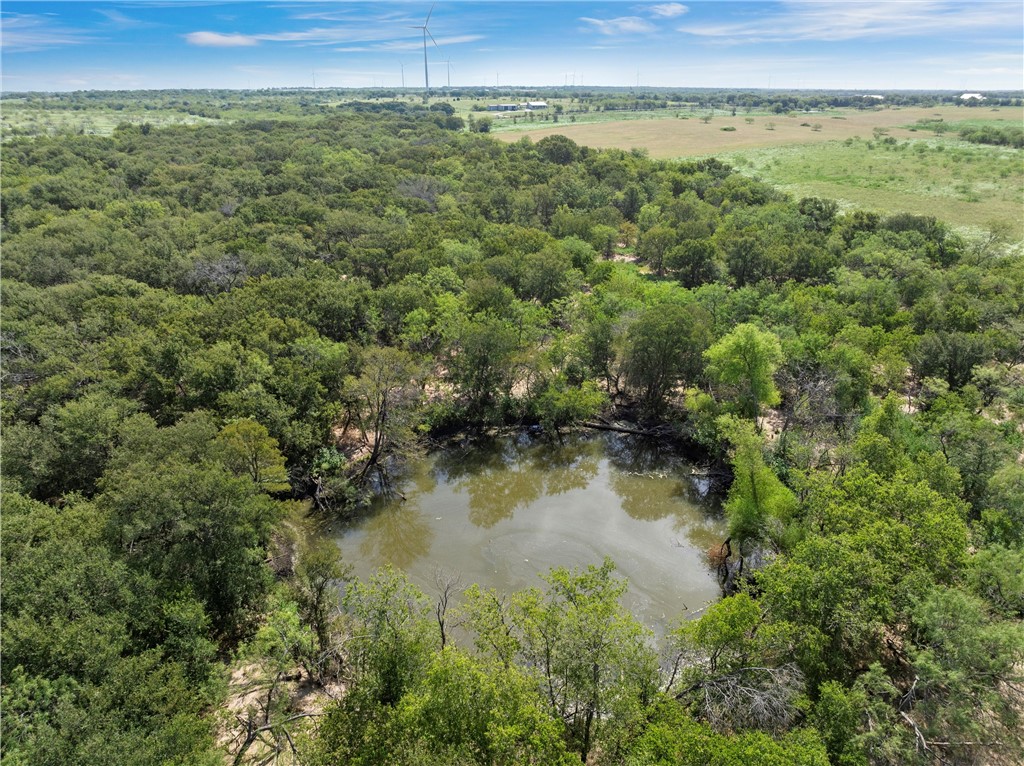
[0,104,221,138]
[721,136,1024,239]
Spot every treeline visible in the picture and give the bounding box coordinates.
[6,87,1021,124]
[1,107,1022,765]
[959,124,1024,148]
[914,118,1024,148]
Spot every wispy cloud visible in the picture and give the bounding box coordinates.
[947,66,1017,76]
[679,1,1020,43]
[648,4,688,19]
[335,34,484,53]
[0,12,95,52]
[95,9,153,30]
[580,16,655,36]
[184,11,482,50]
[184,31,260,47]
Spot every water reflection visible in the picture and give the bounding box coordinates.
[529,439,601,496]
[357,499,434,569]
[332,432,727,632]
[437,434,602,528]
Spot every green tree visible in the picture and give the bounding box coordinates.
[215,418,290,493]
[718,416,798,556]
[705,323,785,424]
[292,537,351,665]
[533,376,606,440]
[621,303,712,417]
[668,593,805,734]
[636,225,677,276]
[665,239,719,288]
[446,316,519,421]
[625,698,828,766]
[98,414,281,638]
[342,346,423,485]
[464,559,659,762]
[342,566,436,707]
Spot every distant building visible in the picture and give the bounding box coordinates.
[960,93,986,101]
[860,94,885,100]
[487,103,518,112]
[526,101,548,109]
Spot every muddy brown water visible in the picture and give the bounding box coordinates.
[329,431,726,633]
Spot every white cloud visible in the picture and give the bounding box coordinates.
[648,4,688,18]
[580,16,655,36]
[679,0,1020,42]
[335,34,484,53]
[95,9,153,30]
[947,66,1017,75]
[0,12,94,52]
[184,31,260,47]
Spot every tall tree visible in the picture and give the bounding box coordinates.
[342,346,423,485]
[705,323,785,426]
[621,303,712,418]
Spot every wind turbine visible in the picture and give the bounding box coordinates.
[444,58,452,89]
[409,4,439,97]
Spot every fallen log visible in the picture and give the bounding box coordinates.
[581,421,656,436]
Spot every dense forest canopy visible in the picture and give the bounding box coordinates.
[1,102,1022,765]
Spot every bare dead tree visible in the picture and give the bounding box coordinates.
[434,567,463,650]
[675,664,805,734]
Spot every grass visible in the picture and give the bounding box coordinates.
[0,105,222,138]
[494,105,1024,239]
[4,96,1019,240]
[722,137,1024,238]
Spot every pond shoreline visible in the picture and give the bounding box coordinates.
[326,429,729,635]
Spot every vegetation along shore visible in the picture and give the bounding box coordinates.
[2,89,1023,766]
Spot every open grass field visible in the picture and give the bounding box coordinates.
[0,103,222,138]
[492,105,1017,156]
[495,105,1024,239]
[725,138,1023,238]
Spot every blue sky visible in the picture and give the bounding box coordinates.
[2,1,1021,92]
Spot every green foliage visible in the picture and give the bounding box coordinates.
[463,558,659,761]
[310,649,575,766]
[98,416,281,638]
[445,315,520,422]
[809,682,868,766]
[903,587,1024,764]
[668,593,806,734]
[342,345,423,483]
[979,464,1024,545]
[705,323,784,422]
[533,375,607,437]
[342,567,436,707]
[621,302,712,417]
[3,101,1021,766]
[718,417,799,553]
[625,699,829,766]
[215,418,290,492]
[293,537,352,660]
[0,490,222,766]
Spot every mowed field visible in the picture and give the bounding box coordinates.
[496,105,1024,238]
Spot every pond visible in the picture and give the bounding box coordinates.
[329,431,726,633]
